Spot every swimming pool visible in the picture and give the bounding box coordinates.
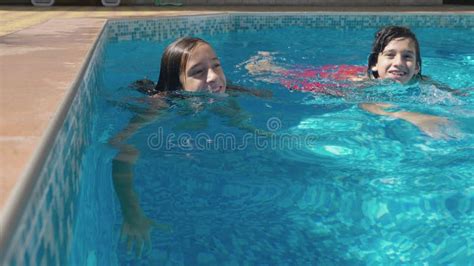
[1,13,473,265]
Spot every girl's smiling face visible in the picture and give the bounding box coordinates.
[372,37,420,84]
[180,43,226,93]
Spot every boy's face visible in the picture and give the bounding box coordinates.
[372,37,420,84]
[180,43,226,93]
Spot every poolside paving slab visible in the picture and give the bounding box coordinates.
[0,17,106,214]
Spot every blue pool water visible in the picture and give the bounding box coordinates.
[70,24,474,264]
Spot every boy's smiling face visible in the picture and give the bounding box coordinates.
[372,37,420,84]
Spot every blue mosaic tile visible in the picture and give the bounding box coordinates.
[230,13,474,32]
[106,14,232,42]
[105,13,473,43]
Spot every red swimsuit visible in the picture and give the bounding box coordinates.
[278,65,366,96]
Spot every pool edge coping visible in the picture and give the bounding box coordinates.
[0,18,108,257]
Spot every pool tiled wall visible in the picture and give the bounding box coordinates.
[107,13,474,42]
[107,14,233,42]
[232,13,474,31]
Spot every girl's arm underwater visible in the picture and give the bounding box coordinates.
[226,84,273,99]
[109,93,168,256]
[109,78,271,255]
[209,97,272,136]
[112,146,156,256]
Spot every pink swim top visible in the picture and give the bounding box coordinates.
[278,65,366,96]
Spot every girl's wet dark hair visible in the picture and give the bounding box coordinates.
[367,26,422,80]
[154,37,210,93]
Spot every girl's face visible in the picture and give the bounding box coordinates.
[372,37,420,84]
[180,43,226,93]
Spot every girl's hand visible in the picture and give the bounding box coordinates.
[121,214,156,257]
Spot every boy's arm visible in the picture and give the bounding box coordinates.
[360,103,450,139]
[421,76,468,96]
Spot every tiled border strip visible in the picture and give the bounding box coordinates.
[230,12,474,31]
[1,12,473,264]
[0,22,109,265]
[105,12,474,42]
[106,13,233,42]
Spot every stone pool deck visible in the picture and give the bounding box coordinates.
[1,5,473,218]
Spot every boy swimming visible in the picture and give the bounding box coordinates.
[244,26,455,139]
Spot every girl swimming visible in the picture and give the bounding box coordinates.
[110,37,269,256]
